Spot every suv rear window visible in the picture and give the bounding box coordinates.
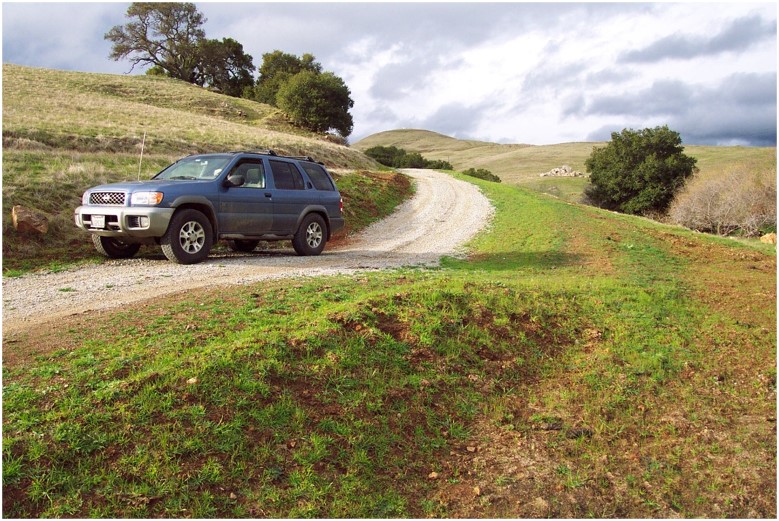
[270,160,305,190]
[301,162,335,191]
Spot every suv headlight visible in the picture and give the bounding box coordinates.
[82,191,90,205]
[131,191,164,205]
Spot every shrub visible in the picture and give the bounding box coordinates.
[364,146,452,170]
[462,168,501,183]
[364,146,406,167]
[584,126,697,215]
[668,165,776,237]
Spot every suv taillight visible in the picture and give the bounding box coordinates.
[339,197,344,213]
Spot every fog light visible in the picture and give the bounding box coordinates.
[139,216,150,228]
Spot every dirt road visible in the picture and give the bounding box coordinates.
[2,169,494,334]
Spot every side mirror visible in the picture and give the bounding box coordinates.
[225,174,245,187]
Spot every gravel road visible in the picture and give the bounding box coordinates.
[2,169,494,334]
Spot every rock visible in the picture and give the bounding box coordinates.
[760,233,776,244]
[539,165,585,178]
[12,205,48,235]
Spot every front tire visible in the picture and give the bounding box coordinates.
[92,235,141,259]
[292,214,327,256]
[161,209,213,264]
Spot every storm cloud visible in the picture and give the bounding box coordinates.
[619,14,777,63]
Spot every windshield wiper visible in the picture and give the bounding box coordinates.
[168,176,198,180]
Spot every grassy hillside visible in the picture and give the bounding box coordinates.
[2,64,391,273]
[3,64,375,165]
[354,129,777,203]
[4,175,775,518]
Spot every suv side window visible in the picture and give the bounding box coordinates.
[227,159,265,188]
[270,160,305,190]
[301,162,335,191]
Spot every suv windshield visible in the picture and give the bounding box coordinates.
[154,155,233,180]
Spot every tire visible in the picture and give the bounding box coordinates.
[92,235,141,259]
[160,209,213,264]
[227,239,259,253]
[292,214,327,256]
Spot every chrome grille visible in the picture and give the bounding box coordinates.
[89,192,126,206]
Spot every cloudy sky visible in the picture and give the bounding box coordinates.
[2,2,776,146]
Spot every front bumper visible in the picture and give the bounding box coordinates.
[74,206,175,238]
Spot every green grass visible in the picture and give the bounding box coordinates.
[4,173,775,518]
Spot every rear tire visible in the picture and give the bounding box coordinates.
[92,235,141,259]
[160,209,213,264]
[292,214,327,256]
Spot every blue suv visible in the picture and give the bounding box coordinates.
[75,150,345,264]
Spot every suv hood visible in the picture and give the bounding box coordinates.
[86,179,208,192]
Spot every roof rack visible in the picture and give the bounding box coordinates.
[229,150,323,165]
[228,149,277,156]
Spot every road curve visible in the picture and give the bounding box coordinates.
[2,169,494,334]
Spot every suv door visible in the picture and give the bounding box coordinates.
[218,158,273,235]
[268,159,310,233]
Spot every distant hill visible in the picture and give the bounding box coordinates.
[354,128,777,187]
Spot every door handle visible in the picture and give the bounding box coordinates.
[264,192,272,198]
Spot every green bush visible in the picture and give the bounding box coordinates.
[462,168,501,183]
[584,126,697,215]
[363,146,452,170]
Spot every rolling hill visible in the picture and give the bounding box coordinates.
[354,129,777,202]
[3,64,377,167]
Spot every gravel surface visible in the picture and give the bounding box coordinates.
[2,169,494,333]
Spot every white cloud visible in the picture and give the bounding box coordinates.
[2,2,775,146]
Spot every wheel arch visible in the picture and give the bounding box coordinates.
[169,197,219,236]
[296,206,331,239]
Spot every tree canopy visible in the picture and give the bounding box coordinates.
[106,3,255,96]
[105,2,206,83]
[197,38,255,97]
[106,4,354,137]
[248,51,323,105]
[584,126,697,215]
[276,71,354,137]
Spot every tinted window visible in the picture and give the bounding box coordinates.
[270,160,305,190]
[301,162,335,191]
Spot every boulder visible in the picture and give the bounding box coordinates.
[539,165,585,177]
[12,205,49,235]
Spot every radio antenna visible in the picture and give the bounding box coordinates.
[137,130,147,180]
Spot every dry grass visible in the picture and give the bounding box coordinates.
[354,129,777,191]
[2,64,376,169]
